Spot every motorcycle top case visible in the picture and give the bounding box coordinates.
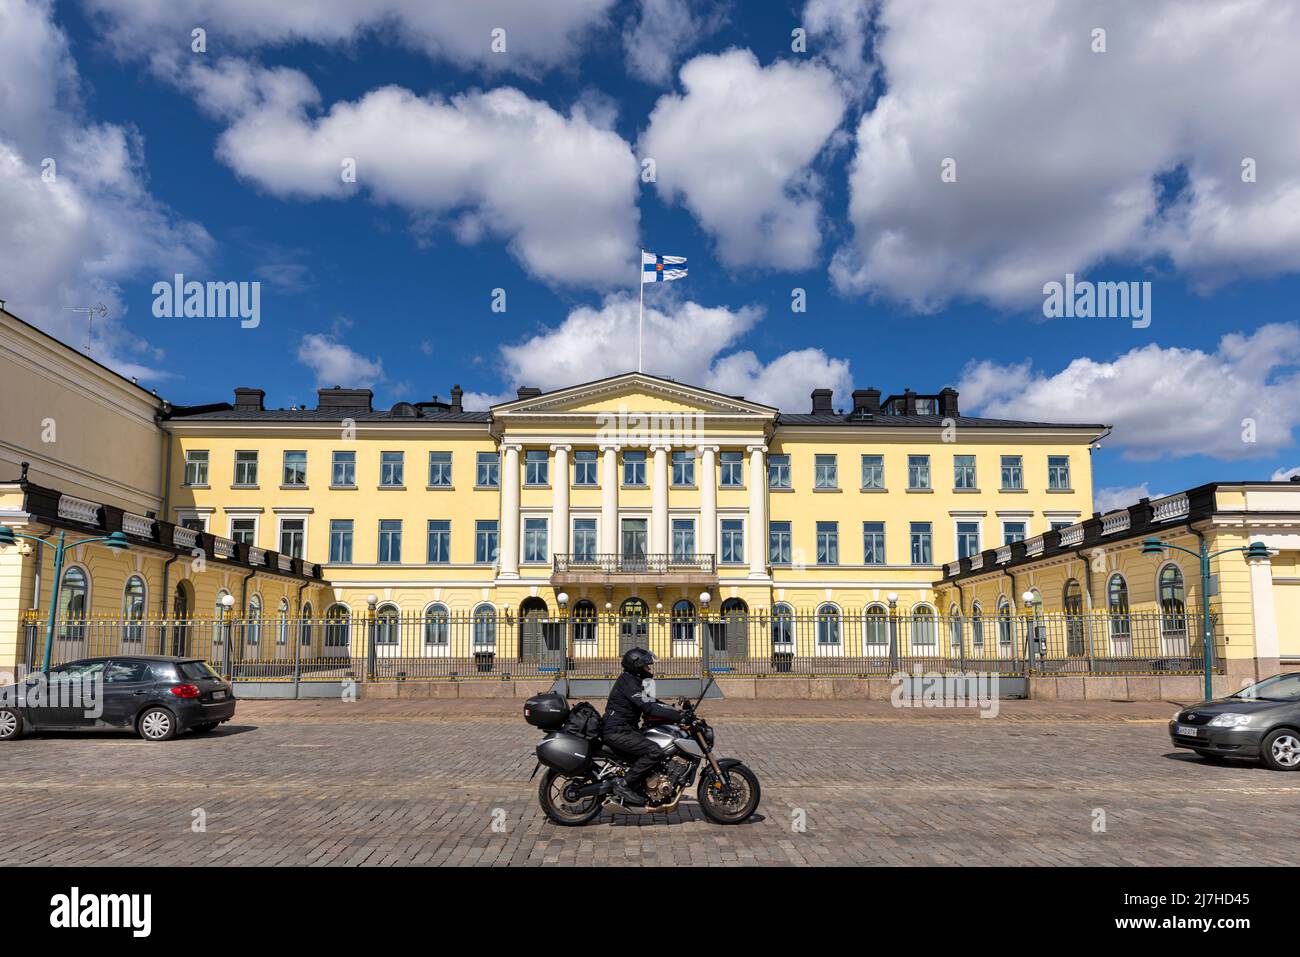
[523,692,569,730]
[536,731,593,774]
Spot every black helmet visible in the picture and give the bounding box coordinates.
[621,647,656,677]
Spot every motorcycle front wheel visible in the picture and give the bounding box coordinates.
[538,769,604,826]
[697,762,761,825]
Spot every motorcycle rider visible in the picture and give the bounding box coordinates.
[603,647,685,806]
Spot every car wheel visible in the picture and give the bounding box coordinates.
[137,707,177,742]
[1261,729,1300,771]
[0,708,23,741]
[190,722,218,734]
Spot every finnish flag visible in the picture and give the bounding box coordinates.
[642,251,688,283]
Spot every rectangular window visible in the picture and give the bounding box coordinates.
[573,449,598,486]
[768,521,791,565]
[180,517,206,532]
[720,519,745,563]
[622,450,646,486]
[524,517,549,563]
[863,522,885,565]
[1048,455,1071,490]
[380,452,404,488]
[910,522,933,565]
[428,451,452,487]
[907,455,930,490]
[184,450,209,486]
[672,450,695,487]
[572,518,597,561]
[1050,521,1072,531]
[230,518,256,546]
[1003,522,1027,544]
[953,454,976,490]
[816,521,839,565]
[279,518,305,558]
[427,520,450,564]
[621,518,648,560]
[525,449,548,486]
[332,451,356,487]
[282,450,307,487]
[233,450,258,487]
[719,451,744,487]
[861,454,884,490]
[475,520,499,564]
[956,521,980,559]
[378,519,402,563]
[767,454,790,489]
[476,452,499,488]
[671,518,695,560]
[329,520,353,564]
[814,454,838,490]
[1000,455,1024,490]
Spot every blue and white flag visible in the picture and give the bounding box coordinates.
[642,251,688,283]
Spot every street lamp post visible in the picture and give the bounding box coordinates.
[0,525,129,672]
[1141,536,1270,700]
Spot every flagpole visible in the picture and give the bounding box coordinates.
[638,248,644,373]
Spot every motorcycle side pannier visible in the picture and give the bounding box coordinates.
[524,692,569,730]
[536,731,593,774]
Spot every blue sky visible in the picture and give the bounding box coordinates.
[3,0,1300,507]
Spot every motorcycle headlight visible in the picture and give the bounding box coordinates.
[1208,713,1252,728]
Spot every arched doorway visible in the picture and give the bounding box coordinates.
[170,580,193,655]
[618,597,648,654]
[714,598,749,664]
[519,596,552,660]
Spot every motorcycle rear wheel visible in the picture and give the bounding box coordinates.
[538,769,604,826]
[697,763,761,825]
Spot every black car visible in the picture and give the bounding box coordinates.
[0,656,236,742]
[1170,672,1300,770]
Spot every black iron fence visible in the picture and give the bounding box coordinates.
[19,610,1221,681]
[552,552,716,573]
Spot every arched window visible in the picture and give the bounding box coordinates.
[571,599,597,642]
[1062,579,1084,654]
[1159,564,1187,639]
[816,603,840,646]
[1063,579,1083,615]
[213,588,231,647]
[911,604,936,649]
[671,599,696,643]
[299,602,313,647]
[376,603,400,646]
[473,603,497,648]
[277,598,290,645]
[997,597,1012,647]
[122,575,146,642]
[949,604,963,653]
[424,603,449,646]
[971,601,984,647]
[60,566,89,639]
[771,602,794,647]
[324,603,350,649]
[863,603,888,649]
[214,588,230,618]
[247,594,262,645]
[1107,573,1130,648]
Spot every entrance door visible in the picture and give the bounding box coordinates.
[621,519,648,571]
[619,597,648,654]
[519,597,550,661]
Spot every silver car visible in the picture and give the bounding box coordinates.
[1170,673,1300,770]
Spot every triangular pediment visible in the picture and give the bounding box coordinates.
[491,372,776,418]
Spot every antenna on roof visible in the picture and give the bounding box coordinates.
[66,302,109,355]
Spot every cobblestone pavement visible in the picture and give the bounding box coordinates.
[1,699,1295,866]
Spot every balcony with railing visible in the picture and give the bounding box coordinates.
[551,552,717,585]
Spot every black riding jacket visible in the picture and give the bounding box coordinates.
[603,672,683,733]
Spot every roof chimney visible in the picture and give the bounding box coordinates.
[810,388,834,414]
[902,388,918,415]
[233,387,265,411]
[851,388,881,416]
[938,387,960,417]
[450,385,463,413]
[316,387,373,412]
[517,386,542,400]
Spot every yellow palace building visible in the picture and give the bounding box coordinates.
[2,304,1298,694]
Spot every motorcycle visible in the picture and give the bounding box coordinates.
[525,679,761,826]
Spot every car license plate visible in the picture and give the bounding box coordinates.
[1176,724,1200,737]
[212,690,227,700]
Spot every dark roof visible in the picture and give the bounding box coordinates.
[165,405,491,423]
[777,413,1108,430]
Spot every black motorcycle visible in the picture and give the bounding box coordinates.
[524,681,761,826]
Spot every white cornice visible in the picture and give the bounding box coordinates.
[490,373,778,417]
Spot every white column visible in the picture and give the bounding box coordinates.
[700,446,717,562]
[747,444,767,579]
[1248,551,1280,668]
[499,444,521,578]
[601,445,619,555]
[651,445,669,556]
[550,445,570,562]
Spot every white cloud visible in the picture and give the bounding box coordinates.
[296,333,385,388]
[483,293,852,411]
[958,324,1300,461]
[641,49,846,270]
[832,0,1300,308]
[623,0,726,85]
[802,0,877,91]
[0,0,211,379]
[86,0,615,77]
[1271,467,1300,482]
[1093,483,1163,514]
[189,62,639,288]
